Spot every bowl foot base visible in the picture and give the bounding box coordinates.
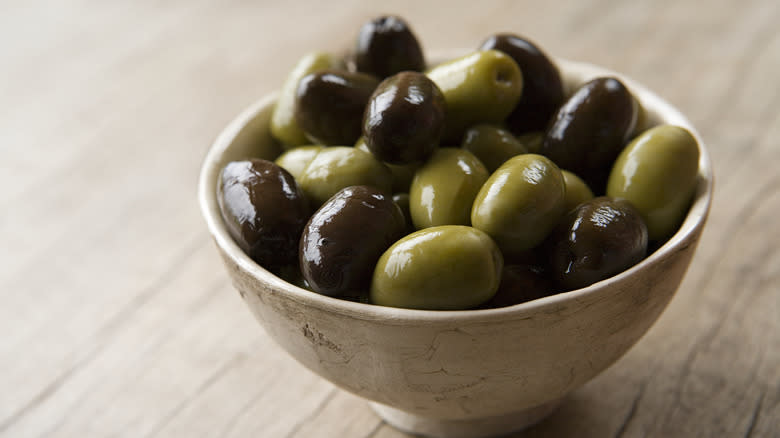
[369,398,561,438]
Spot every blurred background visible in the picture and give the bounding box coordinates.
[1,0,777,437]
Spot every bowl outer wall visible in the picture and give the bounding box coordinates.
[198,55,713,420]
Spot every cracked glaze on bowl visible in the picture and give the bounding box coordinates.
[198,55,713,429]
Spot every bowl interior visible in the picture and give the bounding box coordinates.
[198,54,713,324]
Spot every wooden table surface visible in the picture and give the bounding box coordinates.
[2,0,778,437]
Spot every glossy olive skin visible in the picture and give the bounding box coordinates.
[545,197,648,291]
[426,50,524,143]
[481,264,553,308]
[355,15,425,78]
[274,145,323,181]
[392,193,414,234]
[298,147,393,207]
[409,148,489,229]
[355,138,419,193]
[607,125,699,241]
[370,226,503,310]
[295,70,380,145]
[479,34,564,135]
[461,124,528,172]
[561,170,595,212]
[217,160,310,269]
[363,72,446,164]
[271,52,343,148]
[542,77,638,192]
[300,186,406,297]
[276,264,313,291]
[471,154,566,255]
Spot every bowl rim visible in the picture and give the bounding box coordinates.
[198,55,713,324]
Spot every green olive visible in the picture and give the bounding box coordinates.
[606,125,700,241]
[561,170,594,212]
[356,137,420,194]
[461,124,528,172]
[516,131,544,155]
[274,145,323,181]
[409,148,489,229]
[478,34,564,135]
[270,52,343,148]
[471,154,566,255]
[370,225,503,310]
[426,50,523,143]
[298,146,393,207]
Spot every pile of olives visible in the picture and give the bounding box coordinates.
[218,15,700,310]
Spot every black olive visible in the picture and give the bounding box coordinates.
[355,16,425,78]
[545,196,648,291]
[295,70,380,146]
[481,264,553,308]
[363,71,445,164]
[217,159,310,269]
[542,77,638,193]
[300,186,406,297]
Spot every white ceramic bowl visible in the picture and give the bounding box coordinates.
[198,54,713,438]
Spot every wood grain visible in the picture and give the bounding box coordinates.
[1,0,777,437]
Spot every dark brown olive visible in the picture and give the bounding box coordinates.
[218,160,310,269]
[392,193,415,234]
[542,77,638,192]
[481,264,553,308]
[479,34,564,135]
[545,196,648,291]
[300,186,406,297]
[355,15,425,78]
[295,70,380,145]
[363,72,445,164]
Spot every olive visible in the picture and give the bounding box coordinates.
[300,186,406,297]
[409,148,489,229]
[460,124,528,172]
[542,77,639,192]
[606,125,699,241]
[355,15,425,78]
[481,264,553,308]
[545,197,648,291]
[370,226,503,310]
[217,160,310,269]
[561,170,595,212]
[471,154,566,256]
[363,72,445,164]
[270,52,343,148]
[295,70,380,145]
[391,193,414,234]
[276,264,313,291]
[298,146,393,207]
[426,50,524,143]
[479,34,564,135]
[356,138,419,193]
[274,145,323,181]
[517,131,544,155]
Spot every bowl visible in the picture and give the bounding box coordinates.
[198,53,713,438]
